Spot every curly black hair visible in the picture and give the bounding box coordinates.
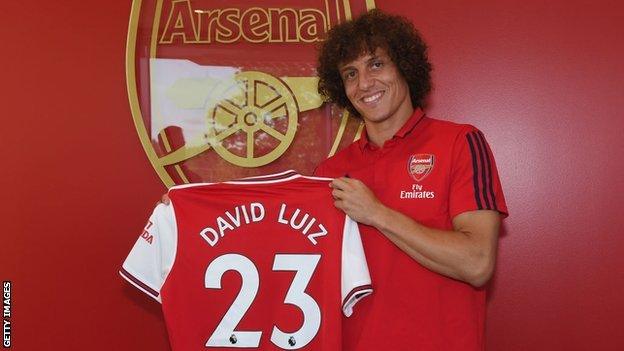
[317,9,432,117]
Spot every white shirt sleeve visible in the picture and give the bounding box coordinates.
[341,215,373,317]
[119,204,178,303]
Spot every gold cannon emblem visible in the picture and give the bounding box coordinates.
[154,67,322,168]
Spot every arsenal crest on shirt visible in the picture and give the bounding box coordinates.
[407,154,435,182]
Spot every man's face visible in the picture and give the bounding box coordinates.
[339,47,413,124]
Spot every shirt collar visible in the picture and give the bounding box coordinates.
[357,107,426,151]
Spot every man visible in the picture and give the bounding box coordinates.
[314,9,508,351]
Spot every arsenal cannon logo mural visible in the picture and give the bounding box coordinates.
[127,0,376,186]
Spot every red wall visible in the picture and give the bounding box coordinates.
[2,1,623,350]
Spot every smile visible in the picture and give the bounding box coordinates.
[362,91,384,104]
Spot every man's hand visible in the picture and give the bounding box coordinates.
[330,177,386,226]
[159,193,171,206]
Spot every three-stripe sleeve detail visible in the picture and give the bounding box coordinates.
[466,134,483,209]
[474,132,492,209]
[477,131,499,211]
[466,131,499,211]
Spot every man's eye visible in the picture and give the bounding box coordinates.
[372,61,383,69]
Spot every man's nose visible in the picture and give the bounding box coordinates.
[357,71,374,90]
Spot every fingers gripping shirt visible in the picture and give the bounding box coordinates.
[120,171,372,350]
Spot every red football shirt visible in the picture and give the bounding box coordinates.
[314,109,508,351]
[120,171,372,350]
